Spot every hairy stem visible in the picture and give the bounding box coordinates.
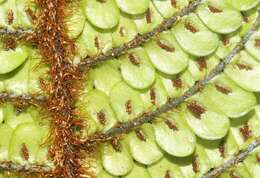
[78,0,203,69]
[0,92,45,107]
[0,161,52,174]
[0,28,33,38]
[200,138,260,178]
[83,14,260,146]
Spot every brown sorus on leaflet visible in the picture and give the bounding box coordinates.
[33,0,91,177]
[236,63,253,70]
[97,110,107,125]
[165,170,171,178]
[197,58,207,71]
[20,143,29,161]
[219,142,225,158]
[165,119,178,131]
[7,9,14,25]
[171,0,177,8]
[192,155,200,173]
[255,38,260,46]
[185,21,198,33]
[125,100,132,115]
[156,39,175,52]
[230,172,239,178]
[135,128,146,141]
[110,137,122,152]
[208,5,222,13]
[239,123,252,141]
[3,37,16,50]
[172,77,182,88]
[146,8,152,24]
[128,53,140,66]
[187,101,206,119]
[150,88,156,105]
[215,84,232,95]
[256,153,260,162]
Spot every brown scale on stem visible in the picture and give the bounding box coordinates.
[239,123,252,141]
[146,8,152,24]
[215,84,232,95]
[208,5,222,13]
[165,170,171,178]
[135,128,146,141]
[185,21,198,33]
[165,119,178,131]
[187,101,205,119]
[156,40,175,52]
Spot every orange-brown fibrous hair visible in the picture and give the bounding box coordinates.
[32,0,92,177]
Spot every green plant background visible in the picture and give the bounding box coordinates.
[0,0,260,178]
